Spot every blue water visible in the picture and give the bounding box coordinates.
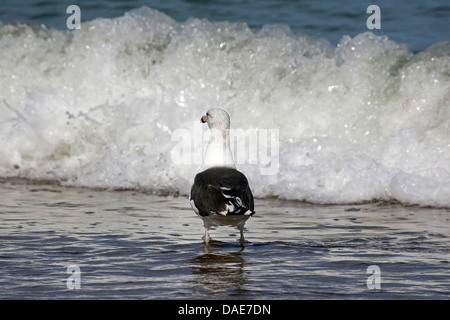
[0,0,449,300]
[0,181,449,299]
[0,0,448,52]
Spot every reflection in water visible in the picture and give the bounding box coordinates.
[190,242,249,299]
[1,182,449,299]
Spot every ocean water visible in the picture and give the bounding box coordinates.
[0,1,449,299]
[0,180,449,299]
[1,0,449,52]
[0,2,449,207]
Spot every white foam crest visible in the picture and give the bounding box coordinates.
[0,7,449,207]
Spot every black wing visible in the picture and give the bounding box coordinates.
[190,167,255,217]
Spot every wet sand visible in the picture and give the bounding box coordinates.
[0,180,449,299]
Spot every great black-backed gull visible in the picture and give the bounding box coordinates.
[190,108,255,245]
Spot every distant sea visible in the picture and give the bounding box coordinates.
[1,0,449,52]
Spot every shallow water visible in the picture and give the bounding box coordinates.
[0,180,448,299]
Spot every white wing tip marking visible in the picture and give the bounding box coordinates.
[190,199,199,215]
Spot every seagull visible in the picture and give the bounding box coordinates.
[189,108,255,245]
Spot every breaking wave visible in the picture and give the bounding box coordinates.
[0,7,449,207]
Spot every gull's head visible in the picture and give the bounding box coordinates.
[201,108,230,130]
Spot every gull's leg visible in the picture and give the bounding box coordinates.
[202,222,211,244]
[238,223,245,246]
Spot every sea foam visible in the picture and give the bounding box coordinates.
[0,7,449,207]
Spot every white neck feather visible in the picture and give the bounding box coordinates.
[201,127,236,170]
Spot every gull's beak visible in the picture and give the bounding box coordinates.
[201,114,208,123]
